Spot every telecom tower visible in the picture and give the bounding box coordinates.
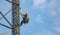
[0,0,29,35]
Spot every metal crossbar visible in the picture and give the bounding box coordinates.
[0,23,12,29]
[0,11,12,26]
[0,9,12,20]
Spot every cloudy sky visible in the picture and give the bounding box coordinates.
[0,0,60,35]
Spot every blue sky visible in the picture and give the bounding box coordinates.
[0,0,60,35]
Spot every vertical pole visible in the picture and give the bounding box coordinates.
[12,0,20,35]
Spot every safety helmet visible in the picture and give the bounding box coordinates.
[25,12,28,16]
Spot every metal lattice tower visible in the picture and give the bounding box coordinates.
[12,0,20,35]
[0,0,29,35]
[0,0,20,35]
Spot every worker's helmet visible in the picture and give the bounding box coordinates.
[25,12,28,16]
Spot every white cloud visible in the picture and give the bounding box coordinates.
[33,0,46,9]
[33,0,60,34]
[40,30,57,35]
[50,10,57,17]
[32,30,57,35]
[52,26,60,33]
[33,0,46,6]
[52,13,60,33]
[48,0,60,9]
[32,32,40,35]
[33,0,60,10]
[36,14,44,24]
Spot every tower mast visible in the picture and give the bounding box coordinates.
[12,0,20,35]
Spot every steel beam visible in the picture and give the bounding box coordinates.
[12,0,20,35]
[0,11,12,26]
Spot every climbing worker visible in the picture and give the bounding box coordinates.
[20,12,29,26]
